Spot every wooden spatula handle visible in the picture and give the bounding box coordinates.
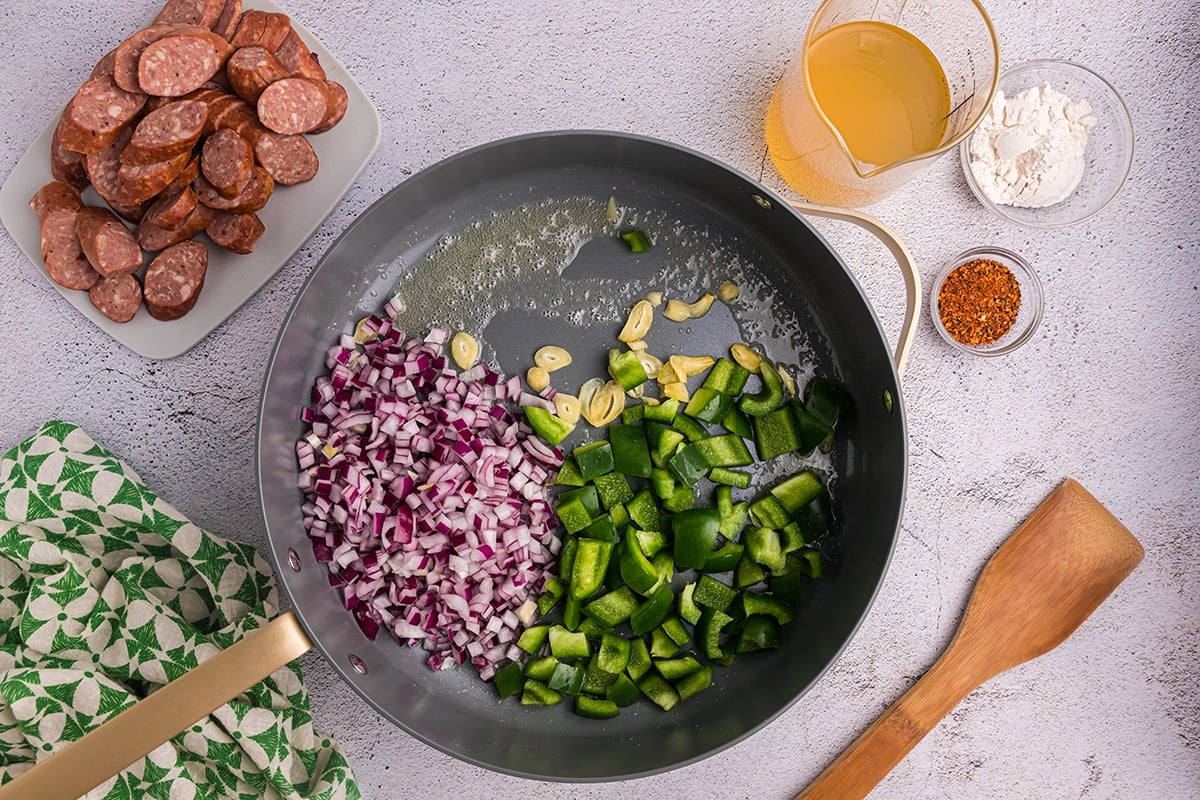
[796,654,982,800]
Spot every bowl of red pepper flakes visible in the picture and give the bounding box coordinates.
[930,246,1044,355]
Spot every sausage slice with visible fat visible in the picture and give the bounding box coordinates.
[144,239,208,320]
[57,76,146,154]
[137,32,231,97]
[206,210,264,254]
[75,207,142,277]
[256,77,331,134]
[200,127,254,198]
[226,45,289,103]
[121,99,207,165]
[89,272,143,323]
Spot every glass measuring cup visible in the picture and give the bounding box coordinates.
[766,0,1000,206]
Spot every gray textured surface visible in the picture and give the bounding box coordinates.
[0,1,1197,798]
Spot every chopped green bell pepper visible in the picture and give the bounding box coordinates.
[574,695,620,719]
[693,575,737,613]
[701,357,751,396]
[668,443,710,487]
[703,541,744,573]
[523,405,576,445]
[677,582,701,624]
[654,655,703,680]
[694,434,754,467]
[672,508,721,569]
[769,470,824,515]
[626,636,652,681]
[571,538,615,599]
[608,348,649,390]
[553,457,586,486]
[735,615,781,653]
[683,387,734,424]
[675,665,713,701]
[523,656,559,681]
[520,678,563,706]
[630,581,674,635]
[709,467,751,489]
[608,423,653,478]
[606,673,642,707]
[752,406,801,460]
[738,359,784,416]
[745,526,786,574]
[549,661,586,694]
[494,661,526,699]
[671,413,708,442]
[720,406,753,439]
[646,423,686,469]
[619,536,660,596]
[643,398,680,422]
[627,488,662,532]
[573,440,614,480]
[598,632,632,674]
[592,471,634,509]
[583,585,640,627]
[517,624,550,655]
[638,674,680,711]
[548,625,590,659]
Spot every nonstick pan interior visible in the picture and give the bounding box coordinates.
[258,131,906,780]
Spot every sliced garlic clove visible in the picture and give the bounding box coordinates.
[556,393,581,424]
[534,345,572,372]
[661,381,690,402]
[450,331,480,370]
[618,300,655,343]
[730,343,762,373]
[717,281,740,302]
[526,366,550,393]
[636,352,663,380]
[663,298,692,322]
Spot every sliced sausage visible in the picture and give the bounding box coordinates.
[206,210,263,254]
[143,240,208,320]
[154,0,224,28]
[213,0,243,41]
[137,32,232,97]
[170,154,202,190]
[200,128,254,198]
[144,185,198,229]
[230,10,291,52]
[108,199,151,224]
[311,81,348,133]
[226,46,289,104]
[252,130,318,185]
[91,48,117,79]
[113,24,201,93]
[120,99,206,165]
[29,181,82,225]
[89,273,143,323]
[116,150,191,205]
[273,29,325,80]
[40,208,101,290]
[137,202,214,251]
[50,126,90,190]
[195,165,273,212]
[57,76,146,154]
[256,77,331,134]
[84,127,132,206]
[75,207,142,277]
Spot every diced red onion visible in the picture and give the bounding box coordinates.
[297,325,562,680]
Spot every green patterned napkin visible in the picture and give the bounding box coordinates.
[0,421,360,799]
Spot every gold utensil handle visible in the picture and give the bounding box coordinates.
[0,610,313,800]
[789,201,920,379]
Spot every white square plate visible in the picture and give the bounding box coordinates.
[0,0,381,359]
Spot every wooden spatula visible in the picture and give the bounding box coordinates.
[796,478,1144,800]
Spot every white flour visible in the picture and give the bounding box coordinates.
[968,84,1097,208]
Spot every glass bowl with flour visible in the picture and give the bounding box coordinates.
[960,60,1134,228]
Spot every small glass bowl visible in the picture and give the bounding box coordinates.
[930,246,1043,355]
[960,59,1134,228]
